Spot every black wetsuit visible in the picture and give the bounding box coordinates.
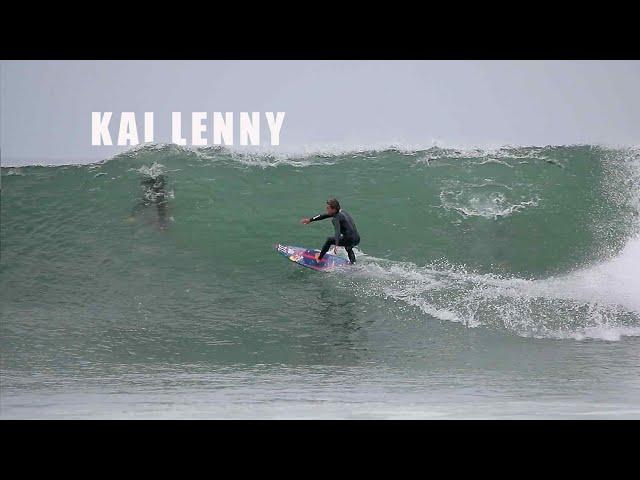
[310,209,360,264]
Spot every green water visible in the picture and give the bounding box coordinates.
[1,145,639,418]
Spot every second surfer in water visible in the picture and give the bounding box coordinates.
[300,198,361,264]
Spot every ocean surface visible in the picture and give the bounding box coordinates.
[1,144,639,418]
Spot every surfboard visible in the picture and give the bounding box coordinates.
[274,244,351,272]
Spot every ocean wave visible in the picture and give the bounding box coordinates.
[3,143,639,343]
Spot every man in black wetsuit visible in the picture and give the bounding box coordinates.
[300,198,361,264]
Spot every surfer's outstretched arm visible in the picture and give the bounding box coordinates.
[310,213,331,222]
[300,213,331,224]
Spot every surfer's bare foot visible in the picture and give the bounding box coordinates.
[315,253,325,262]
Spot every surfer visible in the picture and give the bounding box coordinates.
[300,198,360,264]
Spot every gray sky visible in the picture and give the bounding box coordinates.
[1,60,639,166]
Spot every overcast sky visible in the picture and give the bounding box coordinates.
[1,60,639,166]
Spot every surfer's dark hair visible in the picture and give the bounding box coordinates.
[327,198,341,211]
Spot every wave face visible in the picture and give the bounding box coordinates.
[1,144,639,376]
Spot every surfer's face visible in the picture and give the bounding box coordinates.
[326,204,337,215]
